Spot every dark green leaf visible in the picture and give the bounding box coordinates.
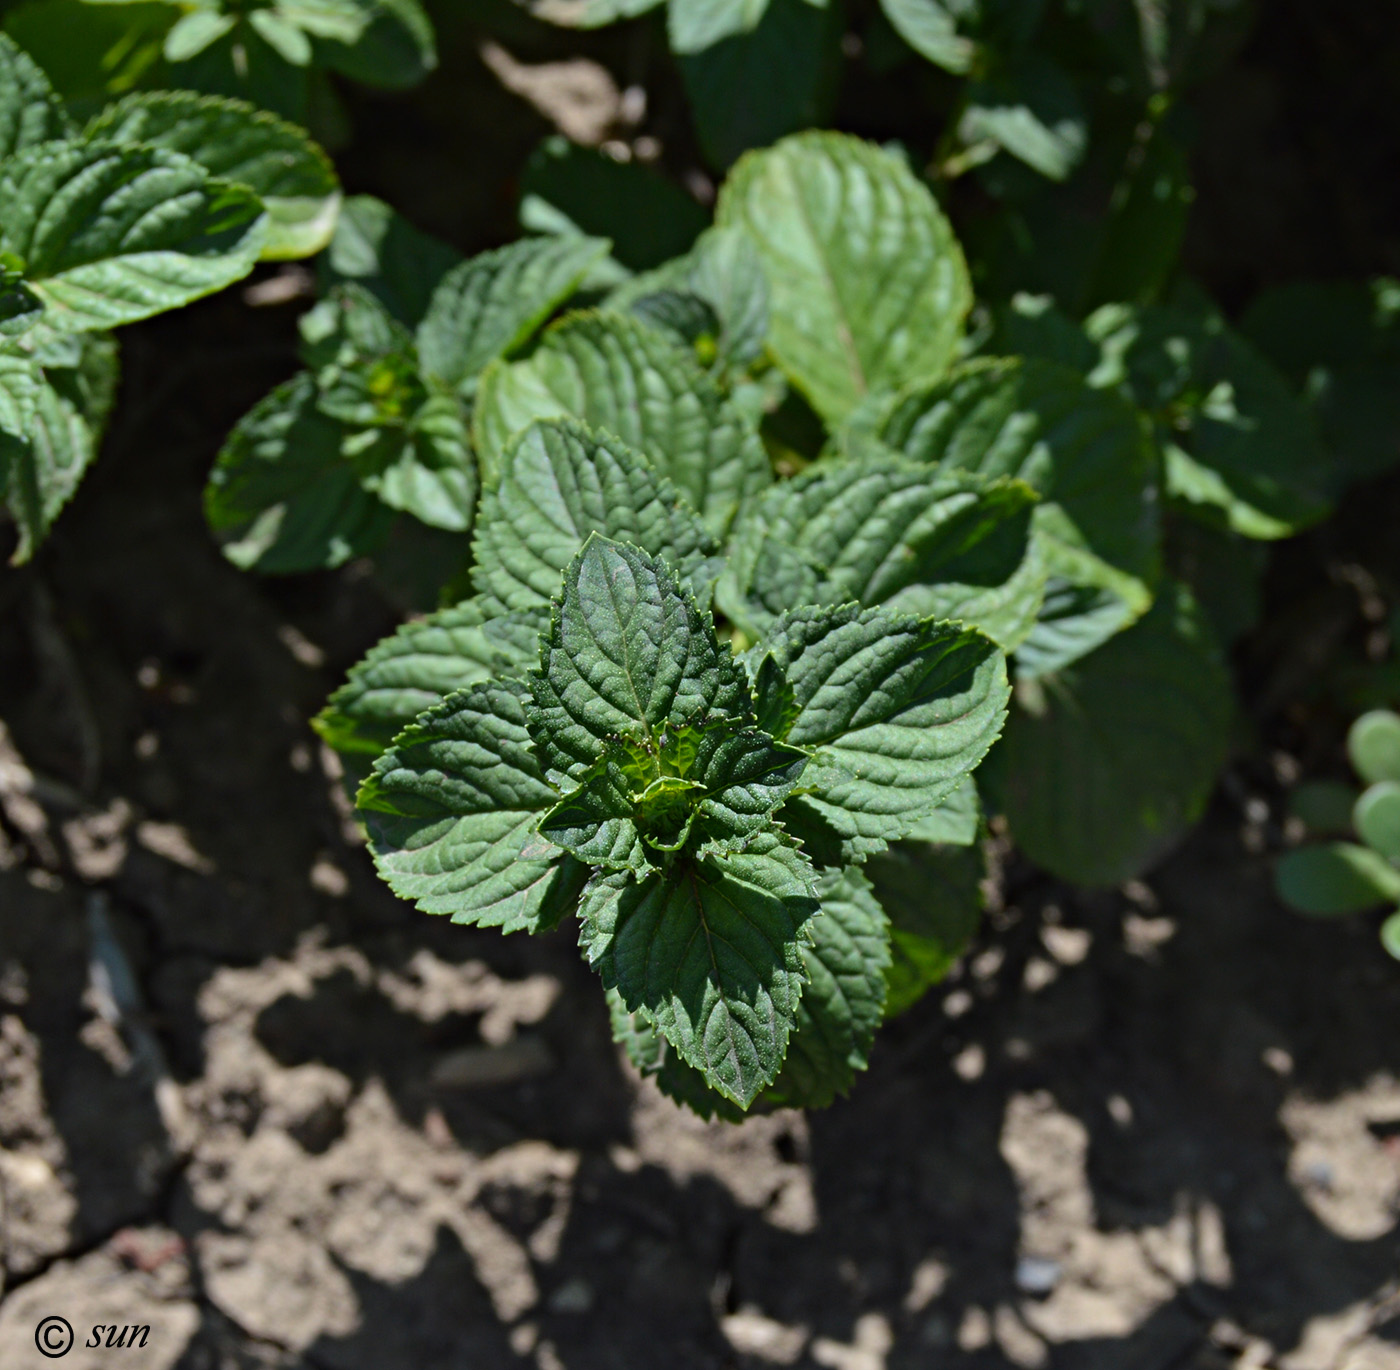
[471,419,719,615]
[527,535,750,780]
[416,233,611,393]
[767,864,890,1108]
[1000,582,1231,886]
[358,678,587,931]
[579,830,820,1106]
[473,310,771,532]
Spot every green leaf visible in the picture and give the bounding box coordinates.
[867,837,983,1015]
[1349,710,1400,786]
[0,140,267,331]
[999,583,1231,886]
[579,830,820,1106]
[519,137,707,273]
[721,457,1041,647]
[1276,843,1400,917]
[767,864,890,1108]
[278,0,372,45]
[164,10,236,62]
[473,311,771,532]
[1085,121,1192,310]
[315,599,542,758]
[0,349,40,439]
[1382,911,1400,962]
[668,0,772,53]
[987,294,1097,374]
[872,357,1160,671]
[0,369,98,562]
[300,283,422,427]
[961,54,1087,182]
[1240,279,1400,490]
[717,131,972,422]
[350,395,477,533]
[527,535,750,780]
[607,990,746,1122]
[1288,780,1360,837]
[757,603,1010,861]
[319,195,462,328]
[84,92,341,260]
[358,677,588,932]
[1087,303,1331,539]
[416,234,611,394]
[541,723,807,867]
[317,0,437,89]
[470,419,719,616]
[878,0,976,73]
[205,373,395,573]
[680,0,841,171]
[686,224,769,370]
[1355,782,1400,864]
[902,776,979,845]
[0,31,69,160]
[249,9,313,65]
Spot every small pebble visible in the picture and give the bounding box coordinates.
[1014,1256,1062,1296]
[548,1277,595,1314]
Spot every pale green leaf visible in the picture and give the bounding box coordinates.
[417,234,611,394]
[84,92,341,260]
[756,603,1010,861]
[902,776,979,844]
[527,535,750,780]
[716,131,971,421]
[1348,711,1400,786]
[472,310,771,531]
[879,0,975,73]
[358,678,588,932]
[767,864,890,1108]
[249,9,313,65]
[164,10,236,62]
[669,0,768,53]
[961,55,1087,182]
[470,419,719,616]
[999,582,1232,886]
[579,830,820,1106]
[0,140,267,331]
[0,349,40,439]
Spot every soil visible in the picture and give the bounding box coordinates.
[3,4,1400,1367]
[0,286,1396,1370]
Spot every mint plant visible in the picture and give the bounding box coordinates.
[53,0,436,123]
[205,201,610,576]
[1277,709,1400,962]
[0,31,339,562]
[251,124,1388,1108]
[337,427,1009,1111]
